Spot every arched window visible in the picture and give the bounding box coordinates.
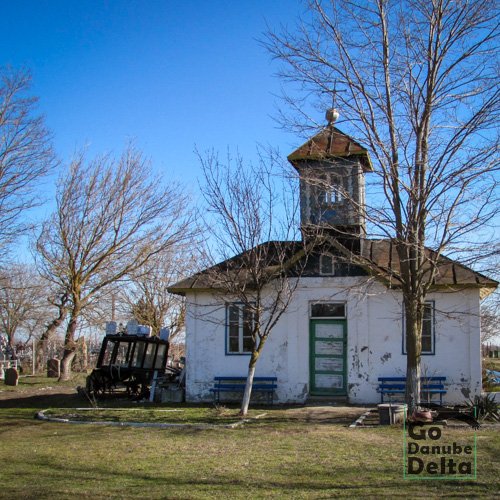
[319,173,344,205]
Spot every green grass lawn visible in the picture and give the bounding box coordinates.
[41,406,262,425]
[1,377,499,499]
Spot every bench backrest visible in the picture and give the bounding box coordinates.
[378,376,446,391]
[214,376,277,383]
[378,376,445,383]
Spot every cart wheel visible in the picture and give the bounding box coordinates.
[86,371,107,398]
[126,374,149,400]
[126,375,142,397]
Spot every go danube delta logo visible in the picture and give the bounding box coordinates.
[403,407,477,480]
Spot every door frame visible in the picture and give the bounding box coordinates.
[309,319,348,396]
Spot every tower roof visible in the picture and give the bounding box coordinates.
[288,126,373,171]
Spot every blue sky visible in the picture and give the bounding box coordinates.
[1,1,310,196]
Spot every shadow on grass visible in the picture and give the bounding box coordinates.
[0,392,85,410]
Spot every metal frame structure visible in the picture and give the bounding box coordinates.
[86,334,170,399]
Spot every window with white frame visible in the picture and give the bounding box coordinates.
[227,303,254,354]
[403,301,435,355]
[319,253,335,275]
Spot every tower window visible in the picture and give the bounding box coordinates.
[319,173,344,205]
[320,254,335,275]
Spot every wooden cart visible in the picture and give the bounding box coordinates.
[85,334,171,399]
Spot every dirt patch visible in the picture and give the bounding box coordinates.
[280,405,373,424]
[0,385,75,401]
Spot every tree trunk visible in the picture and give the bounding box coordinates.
[36,294,68,372]
[59,350,77,381]
[405,300,422,413]
[73,336,88,372]
[36,318,65,372]
[240,351,259,417]
[7,339,17,360]
[80,336,88,372]
[59,311,79,381]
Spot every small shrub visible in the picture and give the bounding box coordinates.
[465,393,499,422]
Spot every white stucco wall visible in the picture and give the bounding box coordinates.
[184,279,482,405]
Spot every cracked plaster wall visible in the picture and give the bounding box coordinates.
[184,281,482,405]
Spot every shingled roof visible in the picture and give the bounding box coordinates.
[354,239,497,299]
[287,125,373,172]
[168,241,305,294]
[168,238,497,298]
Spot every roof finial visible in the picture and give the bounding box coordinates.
[326,108,340,124]
[326,80,343,124]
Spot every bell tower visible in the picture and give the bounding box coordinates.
[287,110,372,242]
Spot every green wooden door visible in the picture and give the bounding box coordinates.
[309,319,347,396]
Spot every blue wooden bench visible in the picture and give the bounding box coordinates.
[210,376,277,404]
[377,376,447,404]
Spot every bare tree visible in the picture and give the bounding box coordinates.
[121,245,198,339]
[0,264,47,357]
[0,67,56,257]
[265,0,499,411]
[35,146,195,380]
[197,149,317,416]
[481,296,500,346]
[0,266,68,372]
[480,251,499,346]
